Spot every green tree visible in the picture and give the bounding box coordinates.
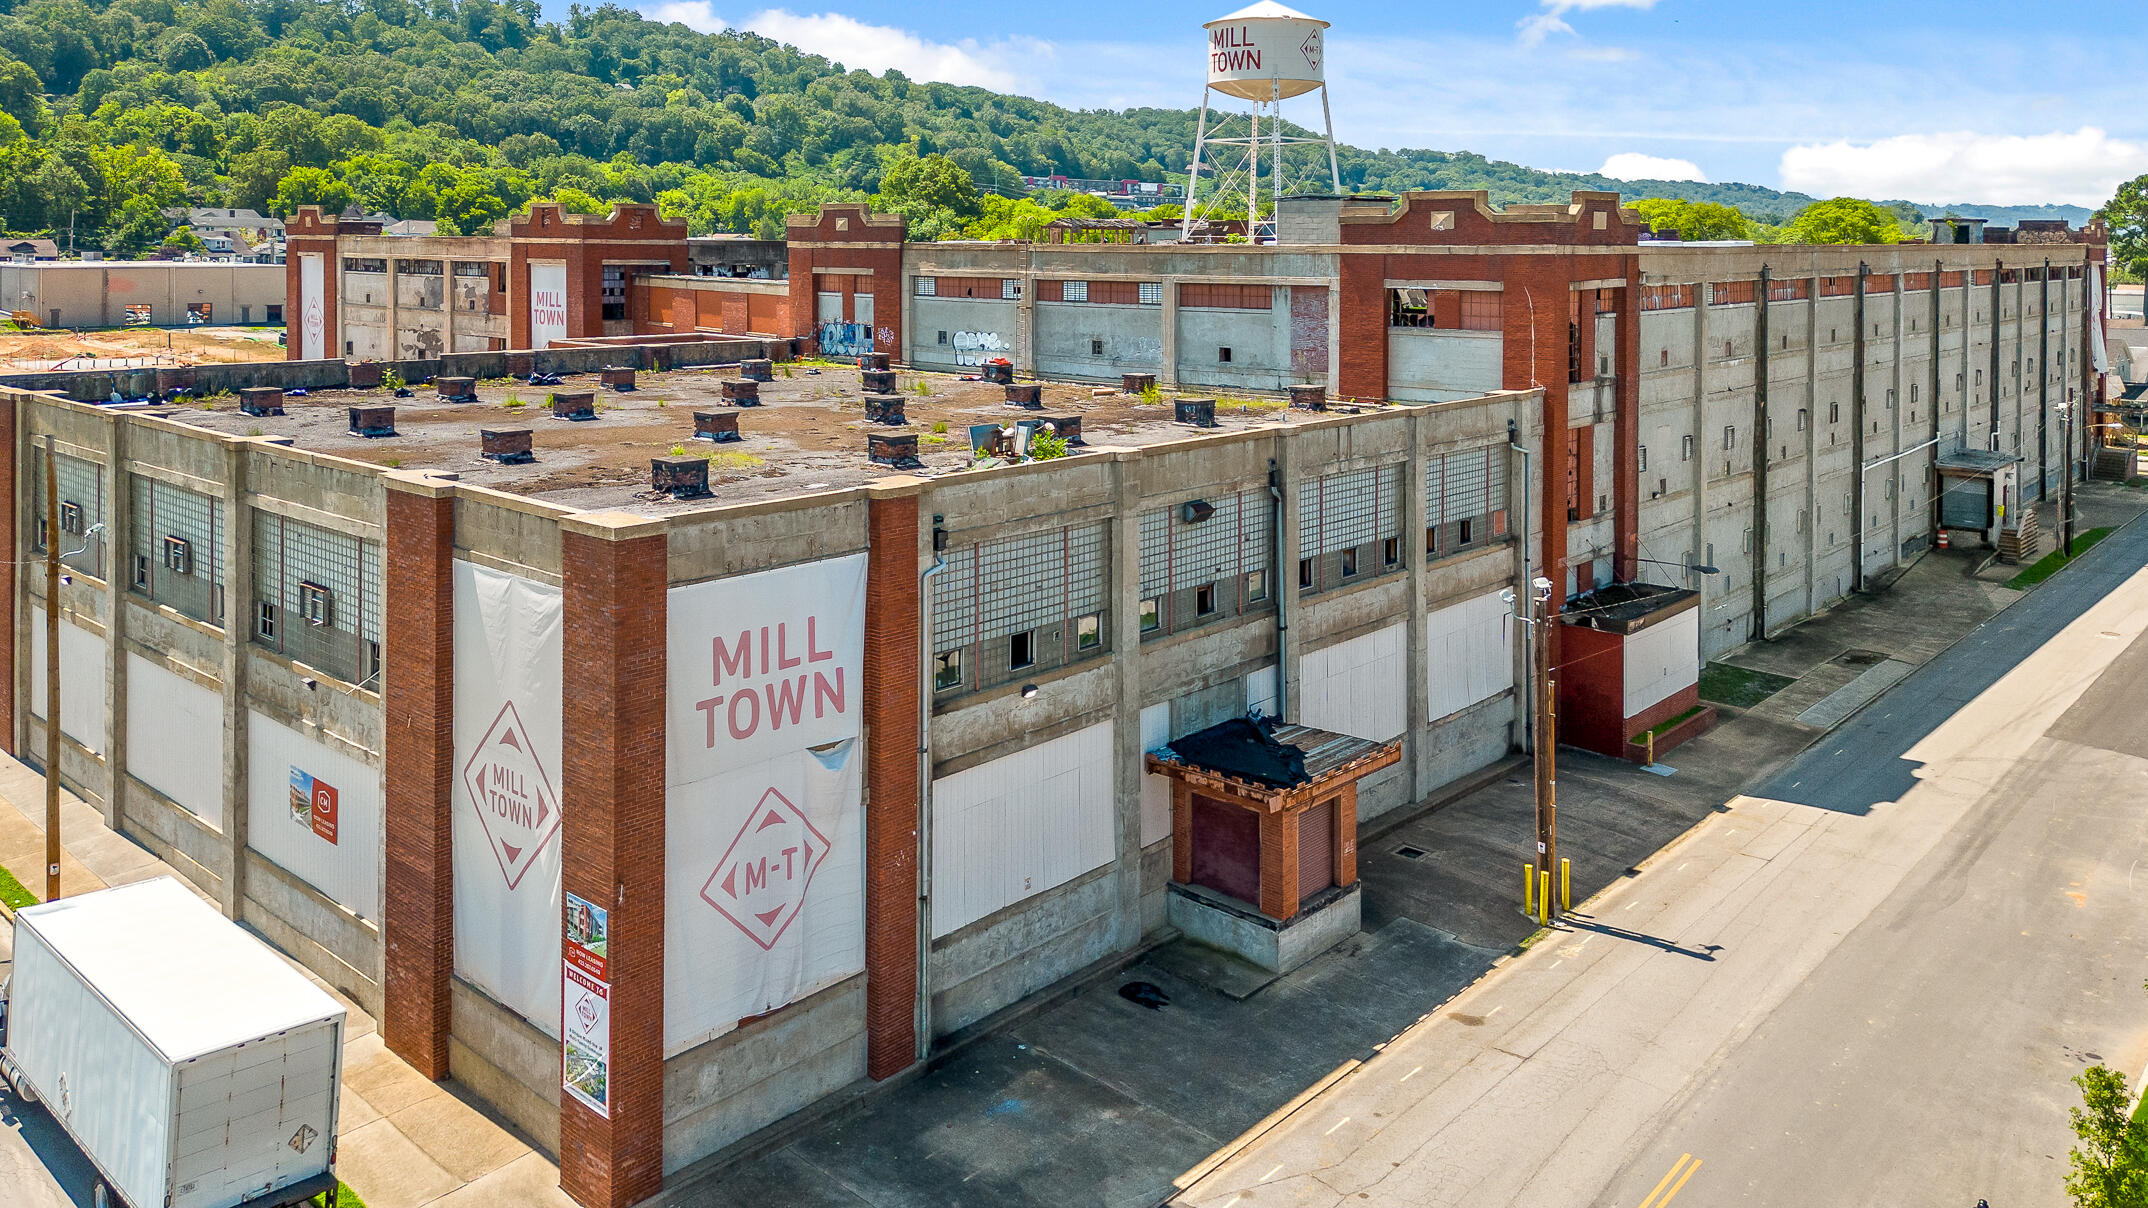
[160,224,206,254]
[876,147,979,219]
[2066,1064,2148,1208]
[2097,174,2148,285]
[1629,197,1750,241]
[1779,197,1906,245]
[269,166,355,217]
[0,55,46,137]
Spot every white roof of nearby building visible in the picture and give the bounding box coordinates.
[16,877,344,1062]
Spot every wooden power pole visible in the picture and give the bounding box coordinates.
[42,435,61,901]
[1533,581,1558,915]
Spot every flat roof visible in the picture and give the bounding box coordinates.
[169,360,1406,515]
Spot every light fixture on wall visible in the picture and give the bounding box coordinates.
[1020,683,1039,700]
[1180,500,1215,524]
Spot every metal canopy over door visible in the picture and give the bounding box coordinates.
[1298,799,1335,904]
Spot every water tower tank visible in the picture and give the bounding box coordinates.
[1204,1,1328,101]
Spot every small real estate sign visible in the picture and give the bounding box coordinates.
[289,767,339,845]
[561,959,610,1117]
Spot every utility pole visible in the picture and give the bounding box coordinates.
[42,435,61,901]
[1532,577,1558,916]
[2062,403,2076,558]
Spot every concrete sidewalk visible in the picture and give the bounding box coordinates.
[0,754,574,1208]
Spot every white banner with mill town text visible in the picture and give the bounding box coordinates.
[529,261,567,350]
[664,556,868,1054]
[299,253,325,361]
[451,561,564,1036]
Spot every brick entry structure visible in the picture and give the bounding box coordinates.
[786,204,906,359]
[558,512,668,1208]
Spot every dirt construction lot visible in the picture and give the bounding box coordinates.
[174,360,1351,514]
[0,324,286,370]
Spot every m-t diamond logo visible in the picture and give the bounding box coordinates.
[701,788,831,951]
[463,701,559,890]
[1300,29,1322,74]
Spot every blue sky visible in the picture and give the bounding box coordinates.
[594,0,2147,208]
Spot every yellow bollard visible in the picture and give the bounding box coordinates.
[1560,858,1571,911]
[1538,869,1552,925]
[1524,863,1536,917]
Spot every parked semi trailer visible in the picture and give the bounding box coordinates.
[0,877,345,1208]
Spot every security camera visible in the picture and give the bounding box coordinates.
[1500,588,1517,606]
[301,677,319,691]
[58,573,72,586]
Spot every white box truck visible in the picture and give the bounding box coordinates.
[0,877,345,1208]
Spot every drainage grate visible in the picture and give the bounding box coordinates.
[1118,982,1169,1010]
[1395,846,1427,859]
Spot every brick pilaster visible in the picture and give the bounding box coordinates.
[1333,783,1358,889]
[863,486,922,1080]
[381,476,455,1078]
[1257,810,1299,920]
[559,513,667,1208]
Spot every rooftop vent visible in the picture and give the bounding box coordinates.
[346,362,383,389]
[982,362,1015,386]
[863,394,907,425]
[740,358,773,382]
[868,432,922,469]
[436,376,477,402]
[861,368,897,393]
[480,428,534,464]
[550,391,597,421]
[1005,384,1043,409]
[348,406,397,438]
[239,387,285,417]
[600,366,636,391]
[1122,372,1157,395]
[858,352,890,371]
[1288,385,1326,411]
[692,411,741,443]
[1044,415,1085,447]
[1175,398,1216,428]
[721,379,761,406]
[155,367,197,394]
[651,455,711,498]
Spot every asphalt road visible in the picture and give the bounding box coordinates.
[1179,515,2148,1208]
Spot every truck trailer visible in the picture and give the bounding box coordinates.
[0,876,345,1208]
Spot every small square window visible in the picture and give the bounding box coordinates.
[1009,630,1034,669]
[933,649,963,690]
[1246,569,1268,602]
[1218,346,1232,363]
[1425,525,1439,556]
[1138,282,1162,305]
[937,330,948,346]
[298,581,332,627]
[1723,426,1736,450]
[1063,280,1088,303]
[1090,338,1104,356]
[1195,584,1217,616]
[1140,598,1160,632]
[1298,558,1314,589]
[1076,614,1102,651]
[1681,435,1693,461]
[256,601,279,640]
[1383,537,1400,568]
[1458,518,1474,546]
[1796,409,1808,432]
[916,277,937,297]
[131,554,150,590]
[1638,446,1648,472]
[162,535,192,575]
[1340,548,1359,578]
[366,640,382,685]
[1001,279,1021,300]
[59,501,84,534]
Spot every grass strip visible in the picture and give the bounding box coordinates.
[2004,527,2113,590]
[1699,661,1795,709]
[0,861,37,911]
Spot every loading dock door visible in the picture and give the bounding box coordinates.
[1939,476,1992,529]
[816,291,842,324]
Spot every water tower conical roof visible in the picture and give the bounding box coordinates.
[1208,1,1326,25]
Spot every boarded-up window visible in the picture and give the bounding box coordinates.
[1179,282,1272,310]
[1709,281,1756,305]
[1458,291,1501,331]
[1640,285,1693,310]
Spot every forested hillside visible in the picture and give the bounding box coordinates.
[0,0,2094,254]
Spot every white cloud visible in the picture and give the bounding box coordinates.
[1568,45,1639,63]
[1516,14,1574,48]
[643,0,724,32]
[1544,0,1662,10]
[1780,127,2148,207]
[738,9,1041,91]
[1598,152,1706,182]
[1518,0,1659,48]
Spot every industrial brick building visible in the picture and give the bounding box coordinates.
[0,192,2112,1207]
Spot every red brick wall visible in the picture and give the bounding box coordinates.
[0,392,15,754]
[1553,622,1625,756]
[510,204,689,350]
[559,521,668,1208]
[284,207,340,363]
[863,491,921,1080]
[381,482,455,1078]
[1257,810,1299,920]
[786,205,905,357]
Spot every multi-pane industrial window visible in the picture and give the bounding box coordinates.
[1180,283,1272,310]
[1044,280,1142,305]
[252,511,383,688]
[930,522,1108,695]
[1138,491,1272,640]
[1425,446,1508,560]
[130,476,223,625]
[1137,282,1163,305]
[1299,464,1404,594]
[30,451,106,578]
[914,277,937,296]
[601,265,627,320]
[1061,280,1089,303]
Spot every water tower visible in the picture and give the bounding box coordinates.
[1182,1,1342,243]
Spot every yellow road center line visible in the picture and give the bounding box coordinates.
[1636,1154,1691,1208]
[1660,1157,1703,1205]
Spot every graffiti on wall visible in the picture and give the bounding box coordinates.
[952,330,1011,367]
[818,321,873,358]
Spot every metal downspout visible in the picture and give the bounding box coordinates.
[914,523,948,1063]
[1268,461,1289,722]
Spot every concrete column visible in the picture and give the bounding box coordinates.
[216,439,252,920]
[1108,449,1146,949]
[1325,283,1342,397]
[1851,266,1868,593]
[386,256,401,365]
[1274,430,1302,718]
[99,413,125,829]
[1889,274,1905,568]
[1403,413,1429,799]
[0,391,16,756]
[558,512,668,1208]
[1801,279,1819,615]
[1015,268,1037,378]
[380,473,456,1080]
[1690,283,1712,616]
[1159,276,1181,389]
[862,483,922,1080]
[1752,267,1772,637]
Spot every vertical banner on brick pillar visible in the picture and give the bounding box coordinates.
[451,561,564,1034]
[530,262,567,350]
[663,555,867,1054]
[299,253,325,361]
